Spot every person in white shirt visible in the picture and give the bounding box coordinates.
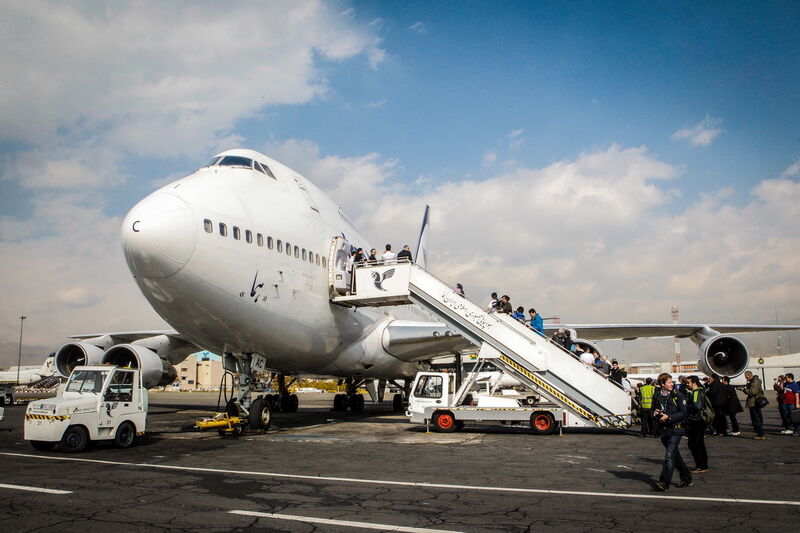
[579,348,595,366]
[381,244,396,262]
[487,292,499,313]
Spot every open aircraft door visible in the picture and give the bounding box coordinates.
[328,236,353,296]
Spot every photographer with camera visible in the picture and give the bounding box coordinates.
[743,371,766,439]
[776,373,800,435]
[651,372,692,491]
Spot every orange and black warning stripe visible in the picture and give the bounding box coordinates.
[25,414,70,421]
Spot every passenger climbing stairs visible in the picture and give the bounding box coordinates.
[331,260,632,428]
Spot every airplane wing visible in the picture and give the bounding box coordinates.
[544,324,800,341]
[69,330,195,344]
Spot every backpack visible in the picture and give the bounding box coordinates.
[697,390,714,425]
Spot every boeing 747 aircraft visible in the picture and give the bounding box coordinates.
[50,149,800,427]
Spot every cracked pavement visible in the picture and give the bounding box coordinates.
[0,392,798,532]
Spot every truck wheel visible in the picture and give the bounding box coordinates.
[530,412,556,435]
[433,411,457,433]
[114,421,136,448]
[60,425,89,453]
[248,398,271,431]
[30,440,54,451]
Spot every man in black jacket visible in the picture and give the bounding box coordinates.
[651,372,693,491]
[706,375,728,436]
[686,376,709,474]
[396,244,413,262]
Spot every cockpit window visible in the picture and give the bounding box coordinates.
[218,156,253,168]
[261,163,276,179]
[206,156,222,167]
[252,161,277,179]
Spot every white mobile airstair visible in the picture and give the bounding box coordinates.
[330,259,632,428]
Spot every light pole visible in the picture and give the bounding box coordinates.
[16,315,26,385]
[671,306,681,371]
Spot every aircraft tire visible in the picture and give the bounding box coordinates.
[333,394,346,411]
[351,394,364,413]
[289,394,299,412]
[530,411,556,435]
[392,394,403,412]
[279,393,291,413]
[432,411,457,433]
[114,421,135,448]
[60,425,89,453]
[30,440,54,451]
[268,394,280,412]
[249,397,271,431]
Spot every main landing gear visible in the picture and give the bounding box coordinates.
[332,378,366,412]
[263,374,299,414]
[390,379,411,413]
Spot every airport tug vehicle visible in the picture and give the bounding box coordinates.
[406,355,592,435]
[24,365,146,452]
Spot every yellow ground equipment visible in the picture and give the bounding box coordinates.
[195,413,247,437]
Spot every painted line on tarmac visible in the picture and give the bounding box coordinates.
[2,452,799,507]
[229,510,460,532]
[0,482,72,495]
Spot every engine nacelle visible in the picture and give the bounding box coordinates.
[102,344,178,389]
[55,342,107,378]
[697,335,749,378]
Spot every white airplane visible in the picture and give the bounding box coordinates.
[0,356,56,386]
[49,148,800,424]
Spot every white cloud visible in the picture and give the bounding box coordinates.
[1,144,126,190]
[366,99,387,108]
[482,151,497,166]
[671,116,724,147]
[779,161,800,179]
[0,1,384,159]
[507,129,524,150]
[56,286,102,308]
[263,138,397,213]
[332,144,800,360]
[409,21,427,34]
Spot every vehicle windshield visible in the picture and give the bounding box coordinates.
[414,375,443,399]
[66,370,109,394]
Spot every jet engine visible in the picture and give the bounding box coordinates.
[102,344,178,389]
[696,335,749,378]
[55,339,111,377]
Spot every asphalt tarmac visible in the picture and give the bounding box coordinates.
[0,391,798,532]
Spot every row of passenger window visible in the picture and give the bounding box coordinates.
[203,219,327,268]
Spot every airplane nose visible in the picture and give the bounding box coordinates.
[121,192,197,278]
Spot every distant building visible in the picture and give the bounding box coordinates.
[174,354,224,391]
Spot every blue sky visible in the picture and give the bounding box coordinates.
[260,2,800,204]
[1,1,799,363]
